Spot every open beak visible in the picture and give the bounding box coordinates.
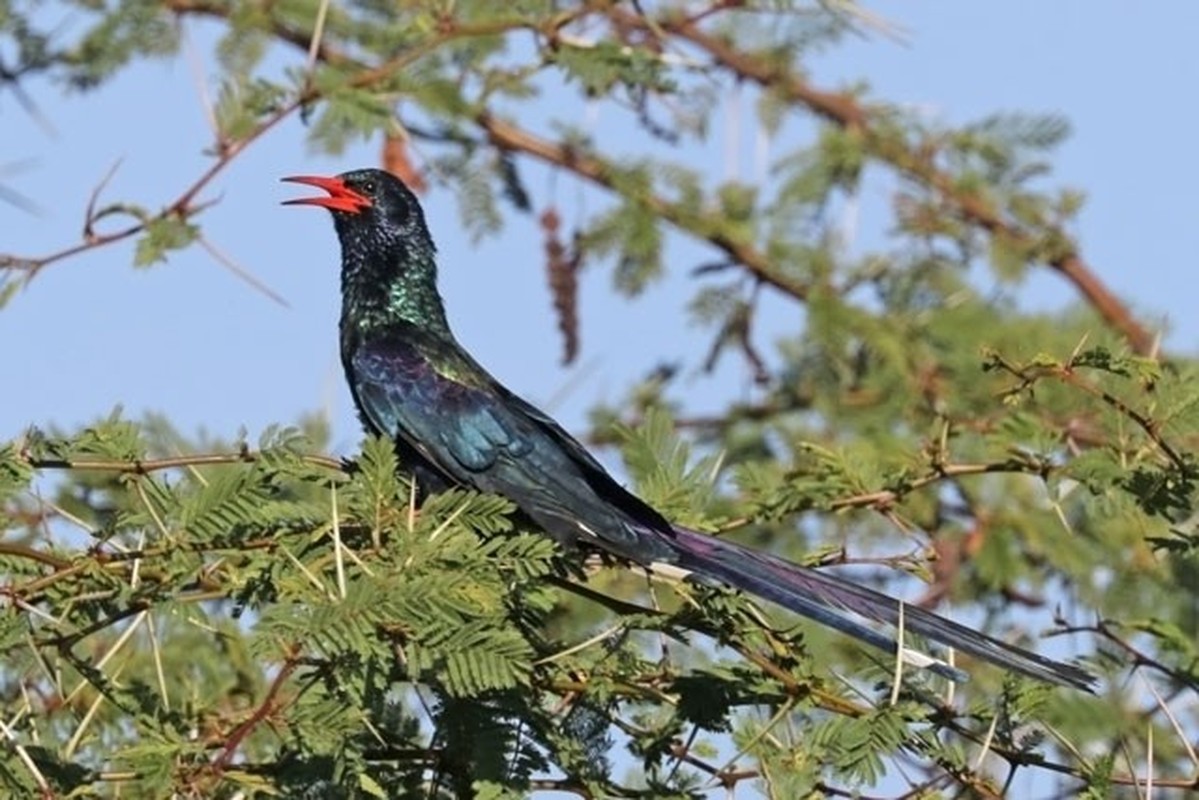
[281,175,372,213]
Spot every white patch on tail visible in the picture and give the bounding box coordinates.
[646,561,694,582]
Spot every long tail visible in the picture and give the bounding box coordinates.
[668,527,1095,690]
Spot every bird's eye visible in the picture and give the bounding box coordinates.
[360,180,376,194]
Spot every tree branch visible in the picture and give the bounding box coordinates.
[626,7,1153,354]
[476,112,811,301]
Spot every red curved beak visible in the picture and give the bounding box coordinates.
[281,175,372,213]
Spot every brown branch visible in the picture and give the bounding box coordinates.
[477,111,811,301]
[1065,619,1197,690]
[667,739,759,789]
[188,0,813,304]
[625,8,1154,354]
[1,3,562,286]
[212,643,303,769]
[711,457,1054,533]
[0,542,72,570]
[165,0,350,68]
[172,0,815,305]
[20,449,344,475]
[1056,364,1187,472]
[0,102,296,282]
[985,350,1188,473]
[828,459,1053,512]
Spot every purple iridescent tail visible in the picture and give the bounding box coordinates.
[669,527,1094,690]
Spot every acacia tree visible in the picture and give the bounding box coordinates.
[1,2,1196,797]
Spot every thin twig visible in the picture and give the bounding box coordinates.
[305,0,332,77]
[21,450,344,475]
[0,716,50,794]
[197,236,290,308]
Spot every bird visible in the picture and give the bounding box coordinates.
[282,168,1094,691]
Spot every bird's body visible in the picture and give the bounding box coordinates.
[284,168,1094,691]
[346,318,677,564]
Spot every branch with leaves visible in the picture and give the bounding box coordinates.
[0,425,1181,797]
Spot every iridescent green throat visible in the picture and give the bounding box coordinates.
[339,243,451,337]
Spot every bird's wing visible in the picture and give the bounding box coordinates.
[348,330,676,558]
[349,331,529,476]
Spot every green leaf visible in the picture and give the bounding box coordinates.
[133,216,199,267]
[358,771,388,798]
[988,232,1028,281]
[308,82,393,154]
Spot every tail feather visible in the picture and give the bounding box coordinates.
[669,527,1095,691]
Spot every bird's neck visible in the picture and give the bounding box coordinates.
[339,244,452,337]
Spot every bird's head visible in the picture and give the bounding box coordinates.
[282,168,433,263]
